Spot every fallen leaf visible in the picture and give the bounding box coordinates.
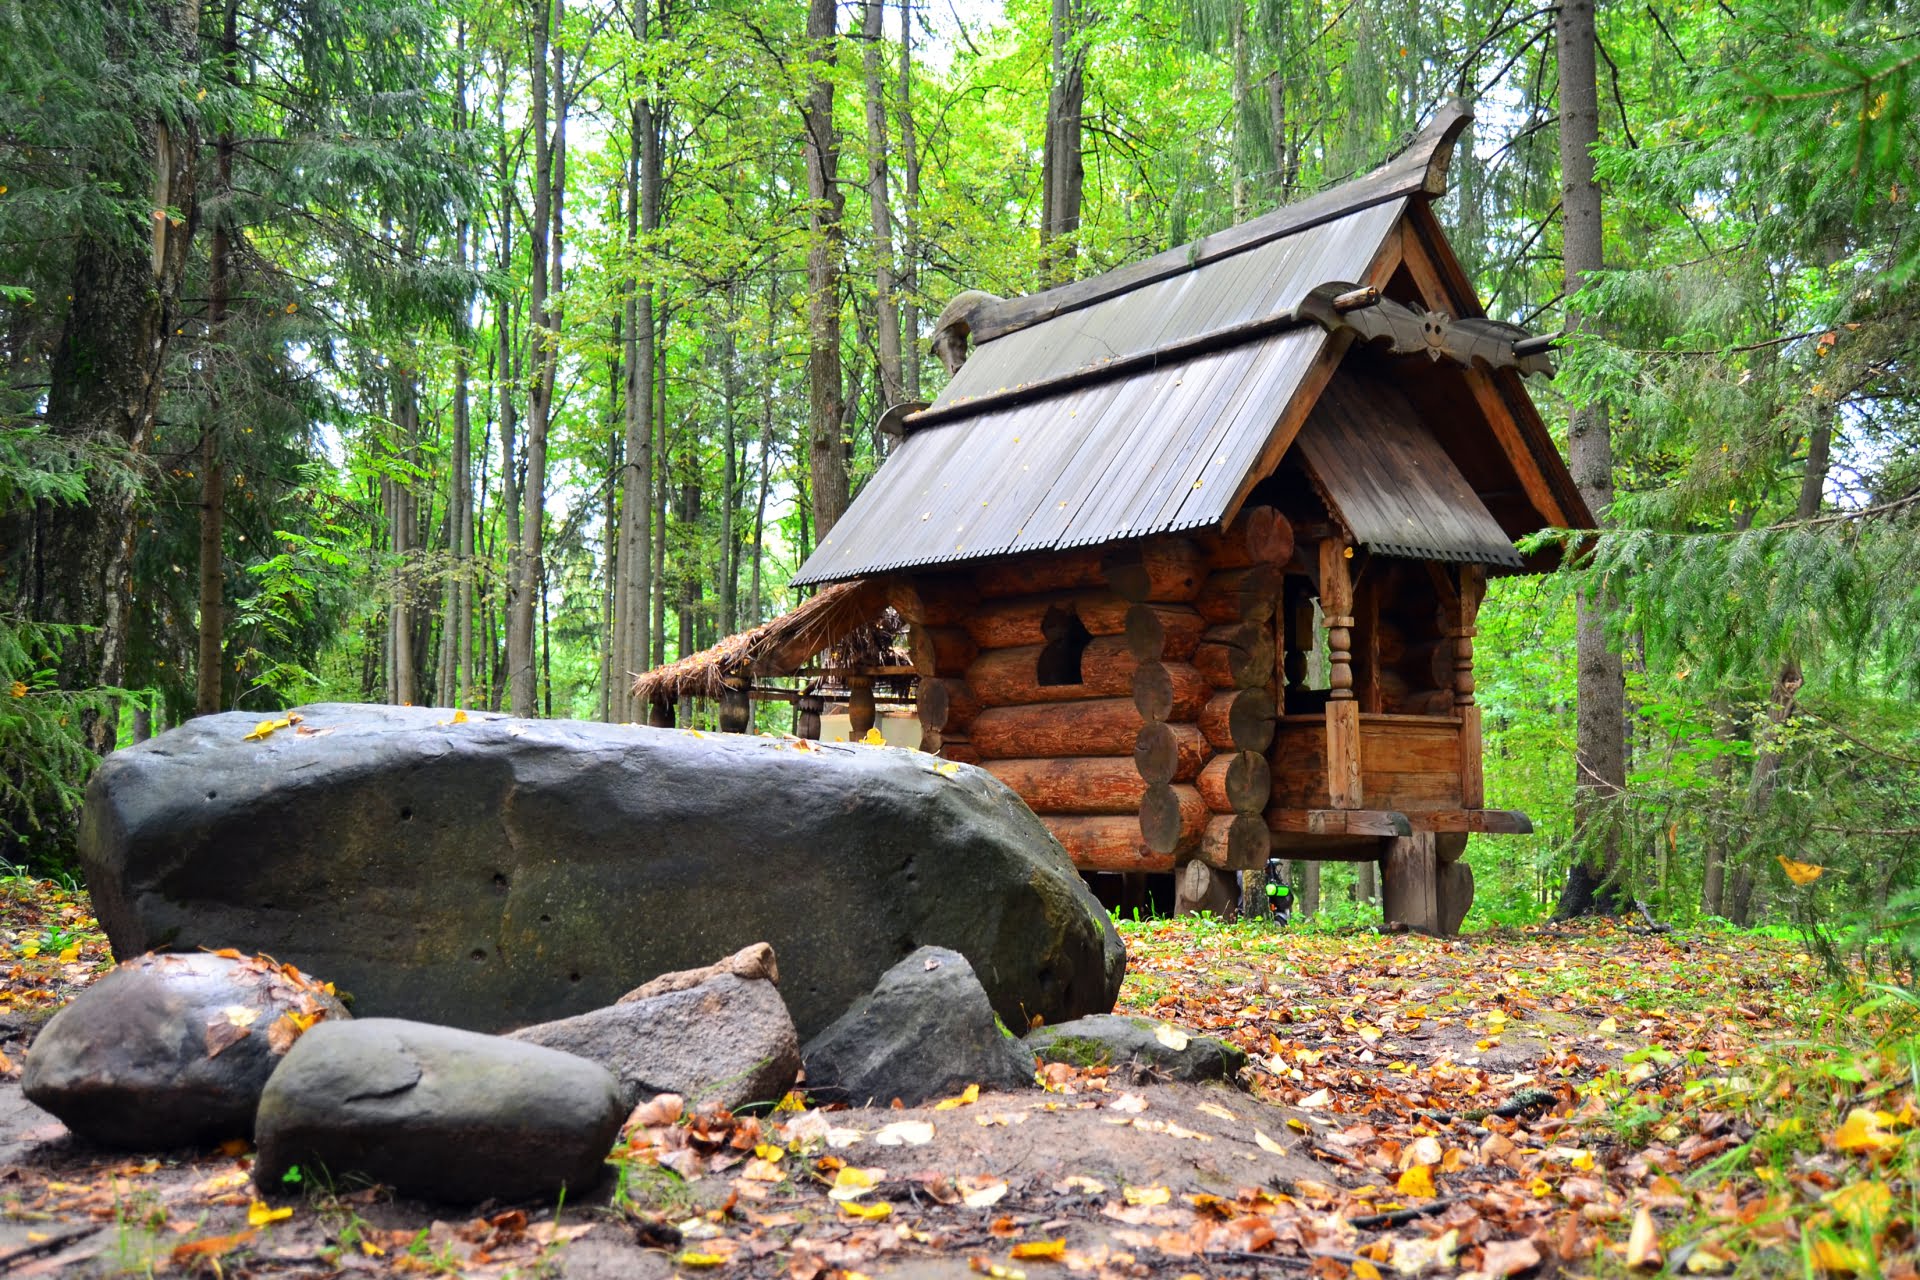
[1297,1089,1331,1109]
[959,1175,1010,1208]
[1011,1239,1066,1260]
[1809,1238,1870,1274]
[839,1199,892,1220]
[172,1228,257,1264]
[828,1166,887,1201]
[1596,1016,1619,1035]
[1253,1128,1288,1156]
[1395,1163,1436,1197]
[1154,1024,1190,1051]
[243,717,291,741]
[1626,1205,1662,1270]
[1123,1185,1170,1207]
[1480,1237,1542,1277]
[247,1200,292,1226]
[874,1120,935,1147]
[1196,1101,1236,1122]
[1830,1108,1899,1153]
[1828,1180,1892,1229]
[1053,1175,1106,1196]
[934,1083,982,1111]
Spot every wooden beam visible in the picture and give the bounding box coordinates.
[1267,808,1412,837]
[1382,833,1441,936]
[1402,808,1533,835]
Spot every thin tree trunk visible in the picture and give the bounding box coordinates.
[512,0,564,717]
[1554,0,1626,920]
[862,0,903,413]
[195,0,239,718]
[652,309,669,666]
[1040,0,1086,283]
[391,363,419,706]
[803,0,850,536]
[614,8,661,718]
[1230,2,1249,224]
[495,62,521,714]
[896,0,921,403]
[718,288,741,635]
[601,301,621,722]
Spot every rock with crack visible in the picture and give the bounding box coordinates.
[253,1019,624,1204]
[1025,1014,1247,1084]
[22,951,347,1149]
[80,704,1125,1040]
[506,944,799,1112]
[802,946,1034,1107]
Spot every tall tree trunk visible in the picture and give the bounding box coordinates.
[652,309,669,666]
[512,0,564,717]
[1230,2,1249,224]
[495,64,521,714]
[390,362,419,706]
[896,0,921,403]
[38,0,200,753]
[1040,0,1086,283]
[862,0,903,414]
[195,0,239,718]
[600,301,621,722]
[748,270,779,627]
[718,288,741,635]
[1553,0,1626,920]
[803,0,850,536]
[448,217,473,708]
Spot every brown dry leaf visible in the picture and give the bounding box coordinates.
[958,1175,1011,1208]
[1626,1206,1663,1270]
[1480,1238,1542,1278]
[171,1228,258,1265]
[204,1015,251,1058]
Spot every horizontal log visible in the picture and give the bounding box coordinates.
[966,593,1205,659]
[1198,813,1271,872]
[1099,539,1207,604]
[1196,751,1271,814]
[983,757,1148,816]
[887,573,977,626]
[1130,660,1209,723]
[939,735,981,765]
[916,677,982,734]
[910,625,978,677]
[1270,770,1464,811]
[1133,721,1212,785]
[1194,623,1277,690]
[1046,816,1176,873]
[1199,688,1276,753]
[1139,783,1208,855]
[973,548,1108,597]
[971,698,1145,759]
[1195,564,1286,626]
[1268,833,1393,861]
[1202,506,1296,571]
[967,635,1134,705]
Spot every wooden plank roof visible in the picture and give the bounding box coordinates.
[1293,368,1524,568]
[792,100,1580,588]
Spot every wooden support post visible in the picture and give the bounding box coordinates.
[1282,579,1312,709]
[1437,860,1474,936]
[1175,858,1237,916]
[796,692,823,741]
[719,675,752,734]
[1319,540,1362,808]
[1381,832,1440,936]
[1452,566,1486,809]
[847,676,876,739]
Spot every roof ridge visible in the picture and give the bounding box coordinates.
[966,99,1472,347]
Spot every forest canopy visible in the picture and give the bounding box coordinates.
[1,0,1915,944]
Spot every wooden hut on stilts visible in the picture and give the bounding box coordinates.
[633,101,1594,937]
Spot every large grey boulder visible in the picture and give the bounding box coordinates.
[508,945,800,1112]
[803,947,1034,1107]
[253,1019,624,1204]
[22,951,347,1149]
[1025,1014,1247,1084]
[80,704,1125,1039]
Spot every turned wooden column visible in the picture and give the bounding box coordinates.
[847,675,877,739]
[1318,540,1362,808]
[1446,566,1487,809]
[718,673,752,734]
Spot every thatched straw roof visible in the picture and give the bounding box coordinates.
[630,578,899,705]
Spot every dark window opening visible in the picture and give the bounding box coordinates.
[1037,604,1091,686]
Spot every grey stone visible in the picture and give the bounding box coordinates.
[80,704,1125,1039]
[508,969,799,1112]
[21,951,348,1149]
[803,947,1034,1107]
[1025,1014,1247,1083]
[253,1018,624,1204]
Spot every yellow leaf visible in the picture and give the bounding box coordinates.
[934,1083,981,1111]
[247,1200,292,1226]
[752,1144,786,1162]
[452,708,468,723]
[1778,855,1825,886]
[861,727,886,745]
[1828,1180,1892,1229]
[839,1199,892,1220]
[677,1250,731,1266]
[1809,1238,1870,1274]
[1254,1128,1289,1156]
[1123,1185,1170,1207]
[57,946,79,963]
[828,1166,886,1201]
[243,717,291,742]
[359,1238,385,1256]
[1353,1260,1382,1280]
[934,761,962,776]
[1395,1164,1436,1197]
[1831,1108,1899,1153]
[1596,1016,1618,1035]
[1011,1240,1066,1260]
[1154,1024,1190,1051]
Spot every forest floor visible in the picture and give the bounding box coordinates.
[0,876,1912,1278]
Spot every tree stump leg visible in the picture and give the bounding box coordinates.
[1381,833,1440,936]
[1175,859,1237,917]
[1437,860,1474,937]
